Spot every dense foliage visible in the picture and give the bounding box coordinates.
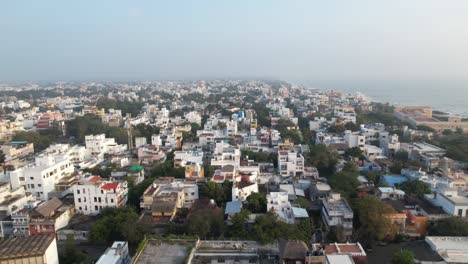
[392,250,415,264]
[395,180,431,197]
[66,114,128,144]
[427,216,468,236]
[89,207,147,245]
[12,128,62,152]
[309,144,338,175]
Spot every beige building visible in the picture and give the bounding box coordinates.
[394,106,468,133]
[0,235,58,264]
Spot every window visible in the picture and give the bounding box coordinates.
[38,184,42,187]
[78,198,81,203]
[83,189,86,194]
[98,197,101,203]
[30,177,34,180]
[459,209,463,216]
[79,207,82,210]
[94,197,97,202]
[77,190,80,194]
[95,206,98,211]
[111,199,114,203]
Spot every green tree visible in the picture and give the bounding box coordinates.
[201,181,232,206]
[309,144,338,175]
[396,181,431,197]
[345,147,363,159]
[352,196,397,243]
[59,236,85,264]
[328,171,360,198]
[187,205,224,239]
[392,250,415,264]
[89,207,146,245]
[395,150,409,162]
[246,192,267,213]
[427,216,468,236]
[344,122,360,132]
[228,209,250,238]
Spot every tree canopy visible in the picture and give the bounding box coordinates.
[309,144,338,175]
[427,216,468,236]
[392,250,415,264]
[352,196,397,243]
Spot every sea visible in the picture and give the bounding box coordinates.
[301,80,468,117]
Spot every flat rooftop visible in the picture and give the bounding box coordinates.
[134,240,195,264]
[426,236,468,263]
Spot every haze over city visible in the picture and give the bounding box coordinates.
[1,0,468,81]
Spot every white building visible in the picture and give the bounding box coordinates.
[379,132,400,157]
[211,142,241,168]
[344,131,365,149]
[363,145,384,161]
[377,187,405,200]
[9,150,76,200]
[134,137,147,148]
[85,134,127,156]
[278,150,304,177]
[0,182,33,216]
[267,192,294,224]
[174,150,204,168]
[73,176,128,215]
[426,188,468,217]
[232,181,259,202]
[321,193,354,238]
[425,236,468,264]
[96,241,130,264]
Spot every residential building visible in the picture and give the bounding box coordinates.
[426,188,468,217]
[425,236,468,264]
[29,198,74,236]
[0,182,33,216]
[137,145,166,165]
[0,235,59,264]
[232,180,258,202]
[9,150,76,200]
[379,132,400,157]
[278,150,304,177]
[401,142,446,170]
[184,162,204,179]
[174,150,203,168]
[0,141,34,168]
[267,192,294,224]
[311,243,367,264]
[321,193,354,239]
[140,178,199,223]
[377,187,405,200]
[85,134,127,156]
[344,131,365,150]
[73,176,128,215]
[210,142,241,168]
[96,241,131,264]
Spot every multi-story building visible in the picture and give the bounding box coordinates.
[73,176,128,215]
[210,142,241,169]
[267,192,294,224]
[137,145,166,165]
[85,134,127,156]
[278,150,304,177]
[28,198,74,236]
[140,178,198,224]
[173,150,203,168]
[0,141,34,168]
[321,193,354,239]
[344,130,365,150]
[184,162,204,179]
[0,182,33,216]
[9,150,76,200]
[426,188,468,217]
[401,142,446,170]
[379,132,400,157]
[0,235,59,264]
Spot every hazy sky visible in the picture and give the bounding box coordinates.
[1,0,468,82]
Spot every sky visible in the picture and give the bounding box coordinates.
[1,0,468,82]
